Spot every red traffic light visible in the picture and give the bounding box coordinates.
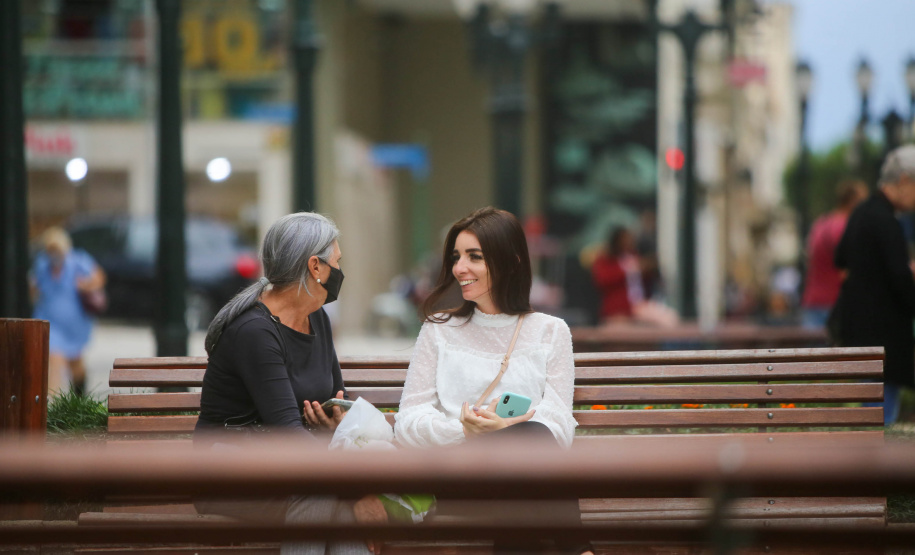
[665,147,685,171]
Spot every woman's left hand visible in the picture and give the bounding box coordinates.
[353,495,388,555]
[302,390,346,432]
[459,399,534,438]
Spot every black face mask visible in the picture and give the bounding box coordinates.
[320,263,344,304]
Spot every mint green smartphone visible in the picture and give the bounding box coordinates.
[495,392,532,418]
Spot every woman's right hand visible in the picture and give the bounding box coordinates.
[302,390,347,432]
[459,399,534,438]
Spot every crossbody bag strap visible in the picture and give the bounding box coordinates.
[474,313,526,408]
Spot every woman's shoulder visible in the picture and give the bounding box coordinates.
[525,311,570,329]
[225,305,275,338]
[523,311,572,341]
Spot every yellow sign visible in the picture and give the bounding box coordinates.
[181,10,281,75]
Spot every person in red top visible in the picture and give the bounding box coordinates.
[801,179,869,328]
[591,228,640,320]
[591,227,678,327]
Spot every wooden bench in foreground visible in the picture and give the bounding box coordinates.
[84,347,888,553]
[2,437,914,553]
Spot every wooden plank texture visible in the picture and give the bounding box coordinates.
[574,360,883,383]
[574,407,884,429]
[579,497,886,518]
[108,415,197,434]
[573,383,883,404]
[109,368,205,388]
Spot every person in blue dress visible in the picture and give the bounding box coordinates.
[30,227,106,396]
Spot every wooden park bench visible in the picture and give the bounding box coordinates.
[570,322,829,353]
[77,346,888,553]
[3,435,914,554]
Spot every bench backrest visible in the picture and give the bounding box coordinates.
[106,347,885,439]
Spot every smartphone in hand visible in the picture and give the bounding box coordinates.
[321,398,355,414]
[495,392,531,418]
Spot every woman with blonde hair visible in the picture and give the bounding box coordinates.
[30,227,106,395]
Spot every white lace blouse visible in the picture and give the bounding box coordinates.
[394,308,577,449]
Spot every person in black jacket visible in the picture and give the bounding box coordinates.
[194,212,381,555]
[834,145,915,425]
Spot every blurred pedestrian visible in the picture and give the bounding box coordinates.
[29,227,105,396]
[834,146,915,425]
[800,179,868,328]
[635,209,661,299]
[591,227,678,327]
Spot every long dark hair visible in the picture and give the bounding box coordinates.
[421,207,532,323]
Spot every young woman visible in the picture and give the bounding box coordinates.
[195,212,382,555]
[394,207,591,554]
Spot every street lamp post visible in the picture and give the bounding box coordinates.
[905,57,915,140]
[291,0,321,212]
[154,0,188,357]
[654,9,725,321]
[853,59,873,174]
[0,0,30,318]
[795,62,813,258]
[881,110,904,158]
[454,0,561,219]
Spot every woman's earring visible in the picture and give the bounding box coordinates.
[317,278,322,284]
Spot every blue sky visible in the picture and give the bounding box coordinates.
[776,0,915,150]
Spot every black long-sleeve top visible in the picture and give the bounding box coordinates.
[834,190,915,387]
[195,302,344,437]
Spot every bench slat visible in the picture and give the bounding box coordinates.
[573,407,884,429]
[108,390,404,413]
[581,516,888,529]
[108,361,883,390]
[110,368,205,388]
[579,497,886,518]
[109,383,883,414]
[109,416,197,434]
[574,383,882,404]
[109,393,201,413]
[573,347,884,367]
[575,360,882,383]
[112,348,885,373]
[108,407,882,434]
[572,431,884,444]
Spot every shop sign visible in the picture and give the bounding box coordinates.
[24,125,85,162]
[24,54,145,119]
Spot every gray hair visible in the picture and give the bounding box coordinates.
[204,212,340,354]
[880,145,915,187]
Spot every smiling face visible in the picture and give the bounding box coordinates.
[452,230,496,314]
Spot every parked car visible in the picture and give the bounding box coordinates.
[68,215,259,330]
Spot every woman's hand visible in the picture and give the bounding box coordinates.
[302,390,347,433]
[76,267,106,293]
[353,495,387,555]
[459,399,534,438]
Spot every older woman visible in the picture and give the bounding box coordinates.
[195,212,382,555]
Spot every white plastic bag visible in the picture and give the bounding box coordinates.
[329,398,436,523]
[329,397,396,451]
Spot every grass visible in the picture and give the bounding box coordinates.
[46,388,108,437]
